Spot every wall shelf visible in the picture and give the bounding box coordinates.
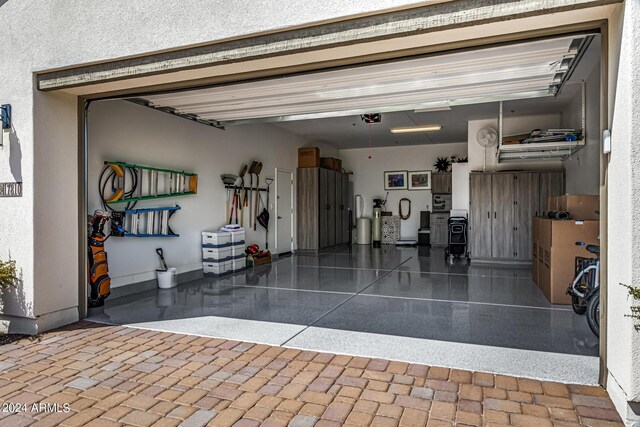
[498,140,586,163]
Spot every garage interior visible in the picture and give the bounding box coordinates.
[86,32,603,385]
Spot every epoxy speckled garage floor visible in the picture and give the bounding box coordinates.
[89,246,599,385]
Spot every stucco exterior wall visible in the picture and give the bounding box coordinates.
[606,2,640,424]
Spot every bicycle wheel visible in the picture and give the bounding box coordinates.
[586,288,600,337]
[572,295,587,315]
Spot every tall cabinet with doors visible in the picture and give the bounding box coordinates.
[297,167,350,251]
[469,171,564,261]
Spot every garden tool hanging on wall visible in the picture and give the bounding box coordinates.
[248,161,259,228]
[257,178,274,249]
[238,163,248,227]
[252,162,262,230]
[88,210,112,308]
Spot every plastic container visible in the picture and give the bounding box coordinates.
[232,257,246,271]
[202,247,232,261]
[157,268,177,289]
[229,230,245,245]
[202,231,231,248]
[203,261,231,275]
[231,245,246,258]
[357,218,372,245]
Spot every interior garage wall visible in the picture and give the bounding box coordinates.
[562,65,601,195]
[88,101,329,288]
[340,143,467,240]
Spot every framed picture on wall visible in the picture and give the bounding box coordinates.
[408,170,432,190]
[384,171,408,190]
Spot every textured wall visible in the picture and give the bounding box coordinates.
[606,1,640,422]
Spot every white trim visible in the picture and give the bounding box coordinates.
[274,168,295,255]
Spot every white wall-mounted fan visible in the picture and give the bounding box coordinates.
[476,127,498,147]
[476,127,498,172]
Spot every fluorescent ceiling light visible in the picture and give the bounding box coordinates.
[390,125,442,134]
[414,106,451,113]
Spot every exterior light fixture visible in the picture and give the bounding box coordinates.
[390,125,442,134]
[1,104,10,130]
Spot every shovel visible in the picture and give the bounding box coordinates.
[238,164,248,226]
[253,162,263,231]
[156,248,168,271]
[248,161,259,228]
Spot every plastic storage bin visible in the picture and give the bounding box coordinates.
[202,247,232,262]
[203,261,231,276]
[229,230,245,245]
[202,231,232,248]
[232,257,246,272]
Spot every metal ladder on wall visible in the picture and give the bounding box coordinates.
[103,161,198,204]
[111,206,181,238]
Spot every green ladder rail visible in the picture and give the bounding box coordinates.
[102,161,198,205]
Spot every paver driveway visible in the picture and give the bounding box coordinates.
[0,321,623,426]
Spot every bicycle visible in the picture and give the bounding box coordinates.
[567,242,600,337]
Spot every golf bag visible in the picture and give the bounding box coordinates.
[88,211,111,307]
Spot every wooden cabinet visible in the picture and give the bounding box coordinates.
[297,167,350,251]
[469,171,564,261]
[431,212,449,245]
[469,174,492,258]
[491,173,515,259]
[432,173,452,193]
[514,173,540,260]
[341,174,350,244]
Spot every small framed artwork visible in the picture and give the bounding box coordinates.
[384,171,408,190]
[408,170,432,190]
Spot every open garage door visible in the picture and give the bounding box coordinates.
[84,31,604,385]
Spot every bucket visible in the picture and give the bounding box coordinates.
[157,268,177,289]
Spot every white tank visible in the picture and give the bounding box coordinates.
[356,218,371,245]
[372,206,382,247]
[355,195,364,219]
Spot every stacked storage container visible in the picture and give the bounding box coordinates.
[202,229,247,276]
[229,229,246,272]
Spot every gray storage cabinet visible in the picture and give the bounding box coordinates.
[469,171,564,261]
[432,172,452,193]
[297,167,350,251]
[430,212,449,246]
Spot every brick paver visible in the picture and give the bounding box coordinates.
[0,321,623,426]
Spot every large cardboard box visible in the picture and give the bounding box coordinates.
[537,218,599,304]
[558,195,599,220]
[320,157,342,172]
[298,147,320,168]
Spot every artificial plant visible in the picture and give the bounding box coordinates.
[622,283,640,331]
[434,157,452,172]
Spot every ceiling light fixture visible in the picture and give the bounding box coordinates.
[390,125,442,134]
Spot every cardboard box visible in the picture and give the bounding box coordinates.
[558,195,599,220]
[537,218,599,304]
[320,157,342,172]
[502,133,529,145]
[298,147,320,168]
